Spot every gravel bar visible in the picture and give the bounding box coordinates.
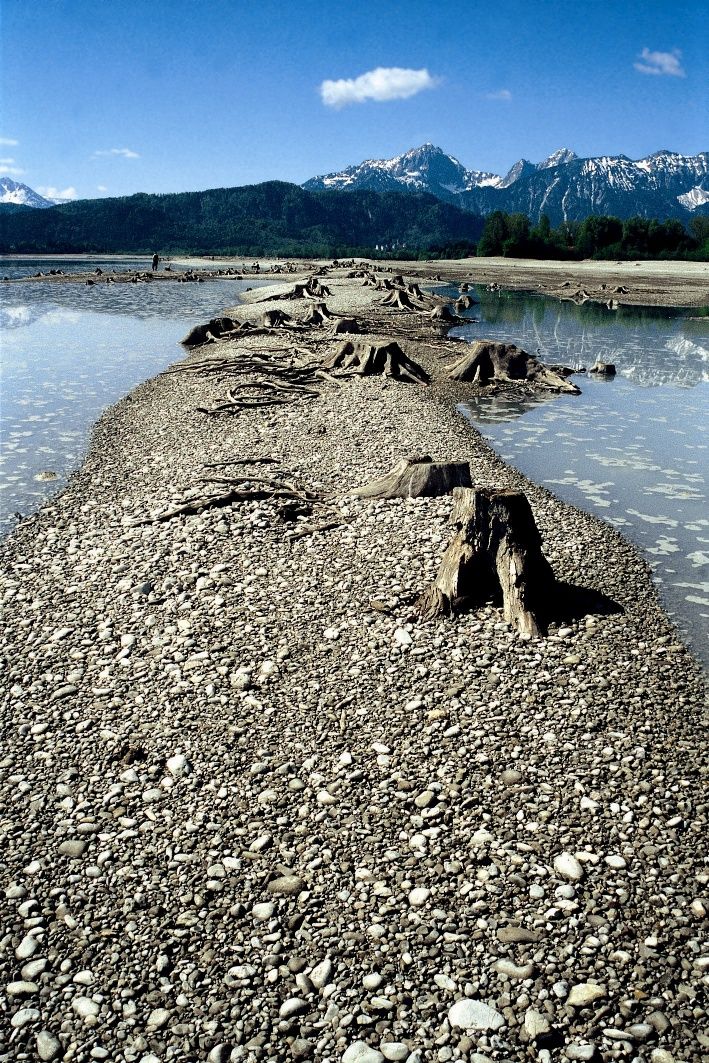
[1,268,706,1063]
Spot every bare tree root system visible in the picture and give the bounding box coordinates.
[416,486,556,637]
[324,340,429,384]
[351,455,472,499]
[447,340,581,394]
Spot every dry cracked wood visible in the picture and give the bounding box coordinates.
[416,486,555,637]
[351,455,472,499]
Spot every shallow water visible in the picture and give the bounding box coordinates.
[0,260,266,533]
[446,286,709,668]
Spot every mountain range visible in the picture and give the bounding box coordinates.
[0,178,57,209]
[303,144,709,224]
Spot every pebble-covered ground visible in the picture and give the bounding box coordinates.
[1,271,706,1063]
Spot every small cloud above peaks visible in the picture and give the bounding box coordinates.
[97,185,109,193]
[92,147,140,159]
[0,159,25,177]
[37,185,78,201]
[320,67,440,108]
[634,48,686,77]
[484,89,512,101]
[0,137,19,146]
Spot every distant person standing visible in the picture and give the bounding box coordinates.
[151,253,159,272]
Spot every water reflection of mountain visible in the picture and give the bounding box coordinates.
[0,276,260,329]
[0,302,53,330]
[448,287,709,388]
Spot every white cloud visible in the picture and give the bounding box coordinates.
[320,67,439,108]
[97,185,109,192]
[92,147,140,159]
[484,89,512,101]
[634,47,686,77]
[37,185,78,201]
[0,137,19,146]
[0,162,25,177]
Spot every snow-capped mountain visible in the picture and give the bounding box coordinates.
[304,144,709,224]
[303,144,502,199]
[0,178,56,208]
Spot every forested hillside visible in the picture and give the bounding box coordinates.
[0,182,484,258]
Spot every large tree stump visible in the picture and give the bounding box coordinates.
[262,309,292,328]
[416,487,555,637]
[447,340,581,394]
[381,289,420,311]
[299,302,335,327]
[324,340,429,384]
[352,455,471,499]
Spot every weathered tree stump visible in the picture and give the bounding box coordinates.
[447,340,581,394]
[329,316,360,335]
[416,487,555,637]
[306,277,332,298]
[589,361,616,376]
[456,294,477,310]
[262,309,292,328]
[430,304,458,322]
[181,316,253,347]
[381,289,420,311]
[299,302,335,327]
[324,340,429,384]
[352,455,472,499]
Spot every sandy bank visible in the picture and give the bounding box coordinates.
[1,271,706,1063]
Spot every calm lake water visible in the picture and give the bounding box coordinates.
[0,258,265,533]
[445,286,709,668]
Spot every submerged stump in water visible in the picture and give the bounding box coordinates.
[447,340,580,394]
[352,455,471,499]
[416,486,555,637]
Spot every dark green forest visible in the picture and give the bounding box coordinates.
[1,181,707,260]
[476,210,709,261]
[0,182,483,258]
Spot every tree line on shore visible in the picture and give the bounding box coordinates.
[0,179,707,261]
[473,211,709,262]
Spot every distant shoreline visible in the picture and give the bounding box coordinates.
[3,253,708,307]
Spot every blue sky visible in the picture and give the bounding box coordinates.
[1,0,707,201]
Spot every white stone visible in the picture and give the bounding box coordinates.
[310,958,333,989]
[363,973,383,990]
[409,887,430,907]
[11,1008,40,1028]
[15,934,39,960]
[36,1031,62,1061]
[279,998,308,1019]
[434,974,456,991]
[380,1045,409,1062]
[166,753,189,777]
[448,998,505,1030]
[147,1008,171,1028]
[72,996,99,1019]
[493,959,535,980]
[524,1009,550,1038]
[605,854,627,869]
[553,852,584,881]
[342,1042,384,1063]
[394,627,412,647]
[567,983,607,1007]
[252,902,275,921]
